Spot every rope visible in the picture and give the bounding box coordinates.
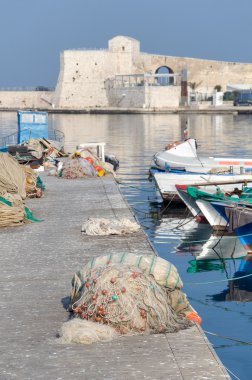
[177,230,252,245]
[116,179,154,192]
[224,367,241,380]
[186,272,252,285]
[204,329,252,346]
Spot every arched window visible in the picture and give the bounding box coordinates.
[155,66,174,86]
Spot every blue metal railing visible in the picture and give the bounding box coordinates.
[0,128,64,148]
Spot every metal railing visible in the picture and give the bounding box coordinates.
[0,87,54,92]
[0,128,64,148]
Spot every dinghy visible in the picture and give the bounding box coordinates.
[153,138,252,174]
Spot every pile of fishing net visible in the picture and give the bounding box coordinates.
[0,153,26,199]
[22,166,43,198]
[0,192,26,227]
[81,217,140,235]
[0,154,43,227]
[59,254,201,344]
[75,149,115,175]
[61,157,97,179]
[58,149,115,179]
[0,190,42,227]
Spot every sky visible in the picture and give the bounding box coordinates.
[0,0,251,88]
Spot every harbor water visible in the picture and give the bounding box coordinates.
[1,111,252,380]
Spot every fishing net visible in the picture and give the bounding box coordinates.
[72,150,115,176]
[22,166,39,198]
[1,191,24,207]
[71,253,183,296]
[62,157,97,179]
[71,264,192,336]
[208,167,230,174]
[0,195,26,227]
[58,319,117,344]
[0,153,26,199]
[26,139,44,159]
[81,218,140,235]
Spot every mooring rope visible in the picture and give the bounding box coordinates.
[185,272,252,285]
[204,330,252,346]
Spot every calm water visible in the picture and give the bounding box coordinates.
[1,112,252,380]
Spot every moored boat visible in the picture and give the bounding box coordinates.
[181,185,252,230]
[153,138,252,174]
[152,169,252,203]
[211,202,252,253]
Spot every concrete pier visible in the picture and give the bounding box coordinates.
[0,174,230,379]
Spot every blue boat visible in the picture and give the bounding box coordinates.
[211,201,252,253]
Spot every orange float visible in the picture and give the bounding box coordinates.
[186,311,202,325]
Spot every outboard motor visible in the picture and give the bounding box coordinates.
[105,154,120,171]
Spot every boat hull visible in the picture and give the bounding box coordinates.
[153,171,252,203]
[153,138,252,173]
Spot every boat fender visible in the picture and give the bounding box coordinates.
[165,163,171,172]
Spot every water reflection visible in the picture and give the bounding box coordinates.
[211,255,252,302]
[1,111,252,378]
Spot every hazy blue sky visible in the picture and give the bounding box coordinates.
[1,0,251,88]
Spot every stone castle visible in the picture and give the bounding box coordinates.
[1,35,252,110]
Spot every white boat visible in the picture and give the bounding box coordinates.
[153,138,252,174]
[176,184,216,218]
[153,171,252,202]
[196,199,228,231]
[196,233,246,260]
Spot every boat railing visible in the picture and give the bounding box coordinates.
[0,129,31,148]
[52,129,65,143]
[0,128,65,148]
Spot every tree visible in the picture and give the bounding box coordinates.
[214,85,222,92]
[188,81,202,90]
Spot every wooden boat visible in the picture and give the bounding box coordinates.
[152,169,252,203]
[211,202,252,253]
[153,138,252,174]
[178,185,252,230]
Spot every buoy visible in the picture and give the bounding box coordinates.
[85,156,94,165]
[95,165,103,172]
[97,169,105,177]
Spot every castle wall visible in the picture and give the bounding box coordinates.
[53,36,252,109]
[107,86,180,108]
[1,36,252,110]
[53,45,136,108]
[0,91,53,109]
[145,86,181,108]
[135,53,252,93]
[107,87,145,108]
